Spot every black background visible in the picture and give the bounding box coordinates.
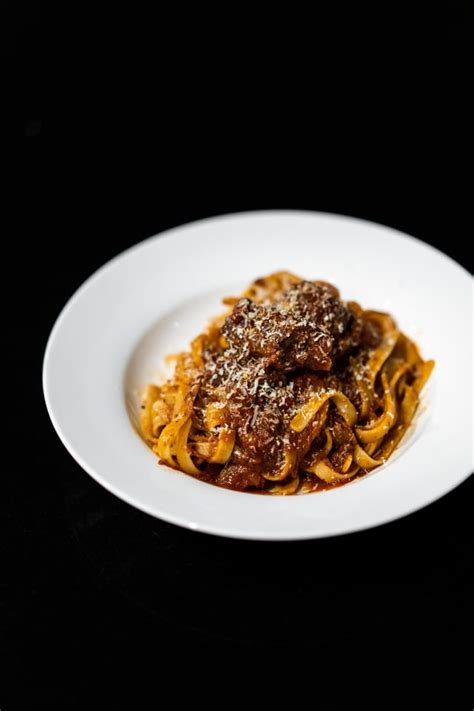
[5,4,474,709]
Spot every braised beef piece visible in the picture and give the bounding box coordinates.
[330,442,354,470]
[286,283,363,361]
[238,422,273,463]
[216,463,265,491]
[328,417,356,471]
[292,373,328,402]
[342,378,359,406]
[360,318,382,349]
[312,280,340,298]
[330,418,356,445]
[222,296,333,371]
[285,282,352,338]
[221,281,362,374]
[333,301,363,358]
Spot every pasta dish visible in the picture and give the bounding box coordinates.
[141,272,434,494]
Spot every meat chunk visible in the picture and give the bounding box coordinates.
[328,419,355,471]
[329,443,354,471]
[330,418,356,445]
[221,281,362,374]
[216,464,265,491]
[360,318,382,349]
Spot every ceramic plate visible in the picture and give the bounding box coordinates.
[43,211,472,539]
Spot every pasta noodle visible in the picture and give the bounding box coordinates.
[141,272,434,494]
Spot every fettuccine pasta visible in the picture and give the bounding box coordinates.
[141,272,434,494]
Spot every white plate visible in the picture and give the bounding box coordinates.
[43,211,473,540]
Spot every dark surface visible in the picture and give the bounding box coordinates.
[9,144,472,704]
[6,31,474,703]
